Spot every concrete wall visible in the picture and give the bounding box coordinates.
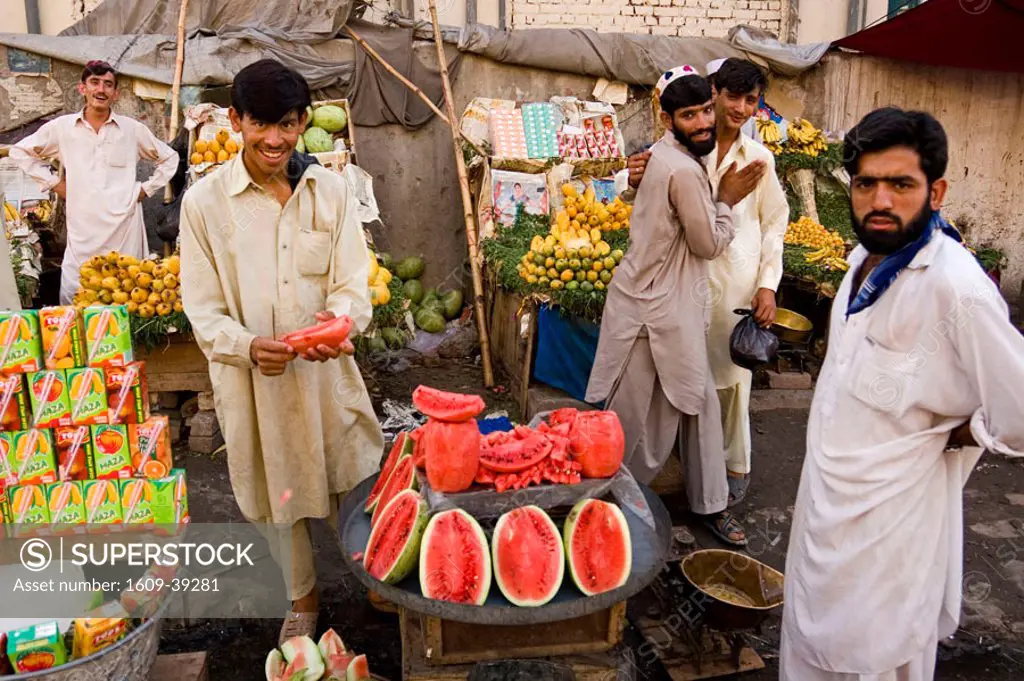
[796,0,850,44]
[1,0,101,35]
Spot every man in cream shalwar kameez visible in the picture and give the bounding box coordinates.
[782,108,1024,680]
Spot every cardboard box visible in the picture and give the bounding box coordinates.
[90,424,132,480]
[0,310,43,375]
[105,362,150,425]
[27,370,72,428]
[39,306,87,370]
[0,373,31,432]
[54,425,94,481]
[66,367,108,426]
[83,306,133,369]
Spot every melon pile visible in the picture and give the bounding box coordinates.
[265,630,371,681]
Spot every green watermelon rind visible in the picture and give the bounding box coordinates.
[369,454,419,527]
[364,433,415,514]
[419,509,492,606]
[563,498,632,597]
[492,505,564,607]
[363,489,427,585]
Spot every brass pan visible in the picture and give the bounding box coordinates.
[771,308,813,344]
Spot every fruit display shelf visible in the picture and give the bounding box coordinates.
[339,474,672,626]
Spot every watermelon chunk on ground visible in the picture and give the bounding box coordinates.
[370,455,418,527]
[419,509,491,605]
[363,489,428,584]
[563,498,632,596]
[365,432,414,514]
[491,505,564,606]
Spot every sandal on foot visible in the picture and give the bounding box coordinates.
[705,511,747,547]
[279,610,318,646]
[728,475,750,507]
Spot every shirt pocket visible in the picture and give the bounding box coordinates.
[850,339,921,419]
[295,230,332,277]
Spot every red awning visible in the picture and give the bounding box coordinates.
[834,0,1024,74]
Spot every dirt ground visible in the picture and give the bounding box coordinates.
[157,362,1024,680]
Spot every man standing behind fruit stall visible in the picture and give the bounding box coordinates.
[10,60,178,305]
[179,59,384,643]
[586,67,765,546]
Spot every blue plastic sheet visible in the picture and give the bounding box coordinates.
[532,304,600,405]
[478,415,514,435]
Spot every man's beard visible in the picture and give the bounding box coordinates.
[672,125,717,158]
[851,196,934,255]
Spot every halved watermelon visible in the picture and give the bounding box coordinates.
[568,411,624,478]
[423,418,480,493]
[492,505,564,607]
[419,509,491,605]
[563,498,632,596]
[363,489,427,584]
[370,455,418,527]
[365,432,414,514]
[412,385,486,422]
[479,433,552,473]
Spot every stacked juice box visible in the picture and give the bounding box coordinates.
[0,305,189,538]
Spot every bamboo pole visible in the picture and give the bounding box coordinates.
[163,0,190,207]
[344,26,487,159]
[427,0,494,388]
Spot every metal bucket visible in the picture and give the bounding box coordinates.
[679,549,784,632]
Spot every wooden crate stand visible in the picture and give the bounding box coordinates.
[310,98,357,166]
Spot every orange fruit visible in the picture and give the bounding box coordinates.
[142,460,169,479]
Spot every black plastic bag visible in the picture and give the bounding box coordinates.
[729,308,779,370]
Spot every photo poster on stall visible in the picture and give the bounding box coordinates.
[491,170,549,231]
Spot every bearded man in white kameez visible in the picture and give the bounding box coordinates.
[781,107,1024,680]
[180,60,383,644]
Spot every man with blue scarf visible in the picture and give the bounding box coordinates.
[781,107,1024,680]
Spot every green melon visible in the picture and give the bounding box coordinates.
[396,257,426,281]
[403,279,425,304]
[303,126,333,153]
[441,290,464,320]
[415,309,446,334]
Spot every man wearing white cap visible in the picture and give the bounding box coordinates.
[588,67,765,546]
[619,58,788,509]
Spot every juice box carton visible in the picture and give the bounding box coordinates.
[83,479,123,532]
[105,362,150,425]
[0,310,43,375]
[153,468,190,533]
[0,373,31,432]
[40,306,87,370]
[83,306,134,369]
[47,480,86,535]
[119,478,155,527]
[71,612,128,659]
[54,425,94,481]
[90,424,133,480]
[129,415,172,479]
[6,621,68,673]
[27,369,72,428]
[8,484,50,537]
[0,431,13,488]
[121,564,177,616]
[66,367,109,426]
[5,429,58,487]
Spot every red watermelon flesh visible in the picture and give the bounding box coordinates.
[564,498,632,596]
[479,433,552,473]
[363,489,427,584]
[549,408,579,427]
[419,509,491,605]
[568,411,625,478]
[346,654,371,680]
[370,455,418,527]
[491,506,564,607]
[412,385,486,422]
[410,426,427,470]
[365,432,414,513]
[424,419,480,493]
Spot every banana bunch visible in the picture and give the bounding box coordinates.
[786,118,828,157]
[822,256,850,272]
[2,201,18,225]
[756,117,782,143]
[32,200,53,223]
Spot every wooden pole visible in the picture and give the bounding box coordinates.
[427,0,494,388]
[344,26,487,159]
[519,300,536,418]
[164,0,190,206]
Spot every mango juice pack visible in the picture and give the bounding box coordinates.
[90,424,132,480]
[67,367,109,426]
[9,484,50,537]
[0,373,31,432]
[5,429,57,487]
[83,479,123,531]
[119,478,155,527]
[0,310,43,375]
[27,369,72,428]
[105,362,150,425]
[130,415,172,479]
[6,621,67,673]
[47,480,86,535]
[83,306,133,369]
[40,306,87,370]
[152,468,189,533]
[54,425,94,481]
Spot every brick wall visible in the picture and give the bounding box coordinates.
[510,0,789,40]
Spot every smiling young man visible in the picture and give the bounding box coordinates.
[11,60,178,304]
[587,67,765,547]
[781,108,1024,680]
[179,59,384,643]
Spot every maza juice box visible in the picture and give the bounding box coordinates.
[129,415,172,479]
[105,362,150,425]
[119,478,155,528]
[54,425,94,481]
[0,373,31,432]
[152,468,189,535]
[0,310,43,375]
[27,369,72,428]
[39,306,87,370]
[6,621,67,673]
[90,424,132,480]
[5,429,58,487]
[8,484,50,538]
[67,367,109,426]
[47,480,86,535]
[83,306,134,369]
[83,479,123,532]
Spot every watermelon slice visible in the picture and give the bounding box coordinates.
[280,636,326,681]
[370,455,418,527]
[491,506,564,606]
[346,654,371,680]
[412,385,486,422]
[419,509,491,605]
[265,649,286,681]
[564,498,632,596]
[363,489,428,584]
[365,432,414,514]
[319,629,354,680]
[479,433,552,473]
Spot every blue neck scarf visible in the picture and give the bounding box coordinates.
[847,212,962,318]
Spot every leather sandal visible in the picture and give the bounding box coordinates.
[279,610,318,646]
[704,510,748,547]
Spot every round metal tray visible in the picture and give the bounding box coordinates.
[340,475,672,625]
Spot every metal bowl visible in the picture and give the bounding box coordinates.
[679,550,784,632]
[771,308,814,344]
